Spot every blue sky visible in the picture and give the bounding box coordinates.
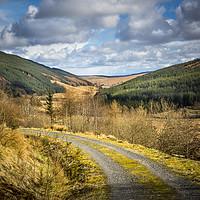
[0,0,200,75]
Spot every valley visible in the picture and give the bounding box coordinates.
[82,73,147,88]
[0,52,200,199]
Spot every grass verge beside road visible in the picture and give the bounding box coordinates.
[25,128,200,186]
[79,139,177,200]
[0,127,108,199]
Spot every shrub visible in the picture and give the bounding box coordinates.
[156,111,200,160]
[0,128,107,199]
[0,92,23,129]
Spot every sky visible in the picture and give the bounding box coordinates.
[0,0,200,76]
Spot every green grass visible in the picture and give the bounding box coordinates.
[78,132,200,185]
[20,128,200,186]
[37,128,200,185]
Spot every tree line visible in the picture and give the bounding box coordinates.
[102,59,200,108]
[50,89,200,161]
[0,85,199,160]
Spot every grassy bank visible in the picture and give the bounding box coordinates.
[33,128,200,186]
[71,138,177,200]
[0,127,108,199]
[80,132,200,186]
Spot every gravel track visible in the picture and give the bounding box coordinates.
[55,135,139,199]
[20,129,200,200]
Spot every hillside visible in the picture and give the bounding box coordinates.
[102,59,200,107]
[0,51,92,95]
[82,73,146,88]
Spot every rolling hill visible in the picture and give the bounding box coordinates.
[82,72,147,88]
[0,51,92,95]
[102,59,200,108]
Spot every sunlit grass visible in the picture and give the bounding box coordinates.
[20,127,200,186]
[1,127,108,199]
[71,138,177,200]
[75,131,200,185]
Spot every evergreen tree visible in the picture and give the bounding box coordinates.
[46,91,54,125]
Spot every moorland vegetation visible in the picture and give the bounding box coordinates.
[52,89,200,161]
[1,85,198,161]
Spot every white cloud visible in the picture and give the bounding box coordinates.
[37,0,163,18]
[16,42,87,62]
[176,0,200,40]
[116,6,175,44]
[1,0,200,76]
[4,39,200,76]
[50,39,199,75]
[116,0,200,43]
[25,5,39,19]
[0,0,170,48]
[0,24,28,47]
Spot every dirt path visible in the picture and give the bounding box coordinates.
[20,129,200,200]
[56,135,148,200]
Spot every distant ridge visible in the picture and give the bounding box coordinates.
[82,71,150,78]
[0,51,92,95]
[82,72,147,88]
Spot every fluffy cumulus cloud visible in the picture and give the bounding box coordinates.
[0,0,170,47]
[117,0,200,43]
[37,0,160,18]
[0,0,200,75]
[176,0,200,40]
[30,38,199,76]
[116,7,175,44]
[0,4,92,47]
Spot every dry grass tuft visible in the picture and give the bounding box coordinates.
[0,127,107,199]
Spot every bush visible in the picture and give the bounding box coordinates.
[0,128,107,199]
[156,111,200,160]
[0,92,23,129]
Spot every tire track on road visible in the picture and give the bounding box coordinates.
[20,129,200,200]
[20,129,150,200]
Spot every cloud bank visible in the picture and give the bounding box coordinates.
[0,0,200,75]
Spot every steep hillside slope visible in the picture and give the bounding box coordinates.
[102,59,200,107]
[0,51,92,95]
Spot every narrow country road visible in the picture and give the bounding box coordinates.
[19,129,200,200]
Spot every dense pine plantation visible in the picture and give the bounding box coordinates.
[0,51,92,95]
[102,59,200,108]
